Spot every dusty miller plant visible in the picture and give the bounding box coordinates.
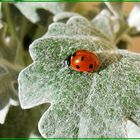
[0,2,140,138]
[0,2,75,138]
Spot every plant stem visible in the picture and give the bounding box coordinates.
[3,3,17,40]
[115,21,130,44]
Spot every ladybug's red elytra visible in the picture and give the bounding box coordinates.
[67,50,100,72]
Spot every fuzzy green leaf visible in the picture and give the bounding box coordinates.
[18,16,140,138]
[105,2,123,19]
[0,28,22,124]
[53,12,80,22]
[0,58,21,124]
[128,3,140,31]
[15,2,76,23]
[127,120,140,138]
[92,9,120,41]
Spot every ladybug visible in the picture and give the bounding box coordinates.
[67,50,100,72]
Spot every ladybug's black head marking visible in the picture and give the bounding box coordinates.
[65,54,72,66]
[65,52,77,66]
[72,53,76,57]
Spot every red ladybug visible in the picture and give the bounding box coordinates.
[67,50,100,72]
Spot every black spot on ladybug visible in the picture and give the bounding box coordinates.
[89,64,93,69]
[81,56,84,61]
[76,65,80,68]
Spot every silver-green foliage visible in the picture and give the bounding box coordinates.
[128,3,140,31]
[0,105,42,138]
[0,2,48,126]
[18,15,140,138]
[15,2,76,23]
[0,38,21,124]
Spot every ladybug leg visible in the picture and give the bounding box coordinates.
[96,70,102,76]
[86,70,101,76]
[79,72,83,75]
[87,71,93,74]
[68,70,73,75]
[67,67,74,75]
